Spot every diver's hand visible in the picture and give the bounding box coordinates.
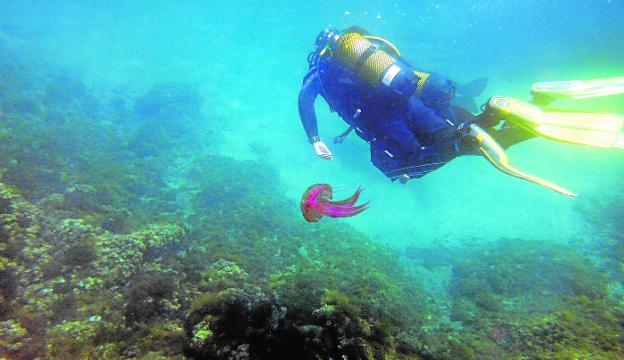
[313,141,334,160]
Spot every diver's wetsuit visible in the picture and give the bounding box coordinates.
[299,59,423,153]
[298,49,475,180]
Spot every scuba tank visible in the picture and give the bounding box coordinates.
[320,29,425,99]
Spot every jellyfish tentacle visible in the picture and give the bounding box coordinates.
[327,203,364,212]
[325,201,369,218]
[332,186,363,206]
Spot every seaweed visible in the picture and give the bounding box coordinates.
[2,34,623,360]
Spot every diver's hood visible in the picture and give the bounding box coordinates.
[315,27,339,50]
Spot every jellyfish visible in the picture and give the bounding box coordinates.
[300,184,369,222]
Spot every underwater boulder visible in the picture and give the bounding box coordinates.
[126,120,171,157]
[450,239,608,309]
[130,223,187,261]
[124,270,180,325]
[198,259,250,293]
[44,74,87,105]
[128,82,207,157]
[43,73,101,118]
[8,98,40,115]
[0,258,18,316]
[43,110,66,125]
[134,82,203,122]
[184,286,278,360]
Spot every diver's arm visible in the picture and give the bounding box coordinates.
[298,68,334,160]
[298,69,321,143]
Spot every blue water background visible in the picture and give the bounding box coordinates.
[2,0,623,247]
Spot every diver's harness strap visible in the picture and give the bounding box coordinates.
[334,126,355,144]
[324,32,434,146]
[334,109,362,144]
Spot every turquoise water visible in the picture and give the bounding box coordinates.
[1,1,623,358]
[10,0,623,246]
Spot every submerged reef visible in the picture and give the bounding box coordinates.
[401,239,624,359]
[0,176,425,359]
[129,82,210,158]
[0,44,426,358]
[1,32,624,360]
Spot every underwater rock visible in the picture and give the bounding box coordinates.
[426,238,624,358]
[42,73,101,118]
[8,98,40,115]
[185,286,276,359]
[128,82,209,156]
[134,82,203,121]
[449,239,608,314]
[52,218,99,269]
[63,184,98,211]
[124,270,181,325]
[44,73,88,106]
[43,110,66,125]
[0,319,28,354]
[131,223,187,261]
[0,257,18,316]
[186,264,401,360]
[0,43,438,359]
[127,120,174,157]
[0,182,193,358]
[49,292,78,323]
[95,223,187,287]
[209,259,249,283]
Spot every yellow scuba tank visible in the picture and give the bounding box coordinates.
[325,30,423,98]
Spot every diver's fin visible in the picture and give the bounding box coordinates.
[615,133,624,149]
[531,77,624,105]
[453,77,489,113]
[469,124,576,197]
[488,96,624,149]
[453,96,478,113]
[460,77,489,97]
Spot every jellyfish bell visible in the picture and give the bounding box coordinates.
[300,183,369,223]
[301,183,333,222]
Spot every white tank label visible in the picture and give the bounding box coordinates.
[382,64,401,86]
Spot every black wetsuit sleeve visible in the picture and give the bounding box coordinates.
[298,68,321,143]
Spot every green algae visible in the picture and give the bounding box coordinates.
[0,37,623,360]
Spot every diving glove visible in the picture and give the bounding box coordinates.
[313,140,334,160]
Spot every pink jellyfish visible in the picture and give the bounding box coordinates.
[300,184,369,223]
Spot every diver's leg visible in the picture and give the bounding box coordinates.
[473,102,536,149]
[370,141,408,181]
[451,105,476,124]
[406,96,449,140]
[490,123,536,149]
[381,107,424,154]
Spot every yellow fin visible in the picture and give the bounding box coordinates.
[489,96,624,148]
[469,125,576,197]
[531,77,624,99]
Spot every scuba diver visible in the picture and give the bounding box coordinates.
[298,27,624,196]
